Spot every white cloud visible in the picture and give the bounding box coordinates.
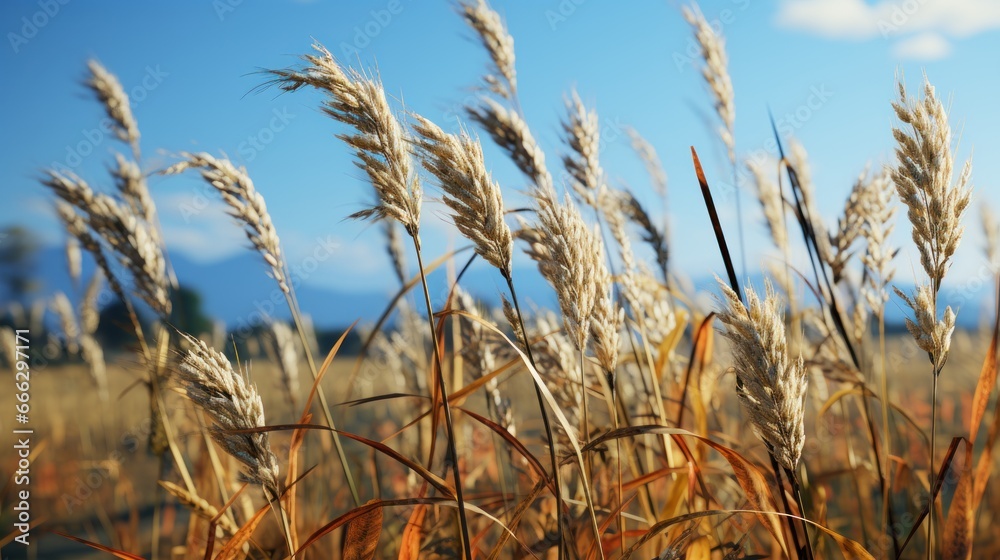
[892,32,953,60]
[775,0,1000,59]
[776,0,877,39]
[157,192,247,262]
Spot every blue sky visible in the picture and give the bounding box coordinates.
[2,0,999,309]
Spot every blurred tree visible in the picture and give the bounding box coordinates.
[96,299,150,352]
[0,226,40,303]
[169,285,213,337]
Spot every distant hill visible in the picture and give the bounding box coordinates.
[6,245,995,330]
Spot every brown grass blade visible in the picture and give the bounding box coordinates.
[398,484,428,560]
[215,501,270,560]
[342,499,383,560]
[677,312,715,427]
[459,407,550,488]
[969,278,1000,442]
[486,478,548,560]
[896,436,967,558]
[583,425,787,555]
[619,509,872,560]
[942,444,974,560]
[48,531,144,560]
[691,147,741,301]
[972,281,1000,510]
[297,498,447,556]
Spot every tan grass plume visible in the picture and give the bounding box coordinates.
[176,332,281,498]
[716,278,808,471]
[412,114,513,278]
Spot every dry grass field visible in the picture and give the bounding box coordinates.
[3,1,1000,558]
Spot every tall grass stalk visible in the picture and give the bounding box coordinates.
[411,236,473,560]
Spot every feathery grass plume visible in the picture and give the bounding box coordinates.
[158,480,239,535]
[683,3,735,164]
[788,140,832,263]
[610,196,676,364]
[516,191,600,350]
[890,76,972,366]
[79,270,104,336]
[860,170,897,314]
[590,259,622,377]
[0,326,15,369]
[176,332,281,497]
[270,321,300,409]
[500,293,523,348]
[983,202,1000,267]
[625,126,667,197]
[467,96,553,193]
[368,326,410,395]
[163,153,290,294]
[86,60,140,154]
[383,221,408,285]
[746,157,788,252]
[456,289,514,435]
[54,201,127,304]
[621,191,670,281]
[530,309,583,431]
[50,292,80,355]
[891,77,973,290]
[715,278,808,471]
[44,173,171,317]
[894,285,957,371]
[66,237,82,284]
[113,153,160,245]
[458,0,517,100]
[80,333,109,404]
[267,43,422,236]
[411,114,514,278]
[561,90,607,210]
[827,170,875,284]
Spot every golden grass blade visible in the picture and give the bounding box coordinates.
[969,281,1000,442]
[942,446,974,560]
[582,425,787,556]
[214,501,269,560]
[398,484,428,560]
[971,279,1000,512]
[342,499,383,560]
[677,312,714,427]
